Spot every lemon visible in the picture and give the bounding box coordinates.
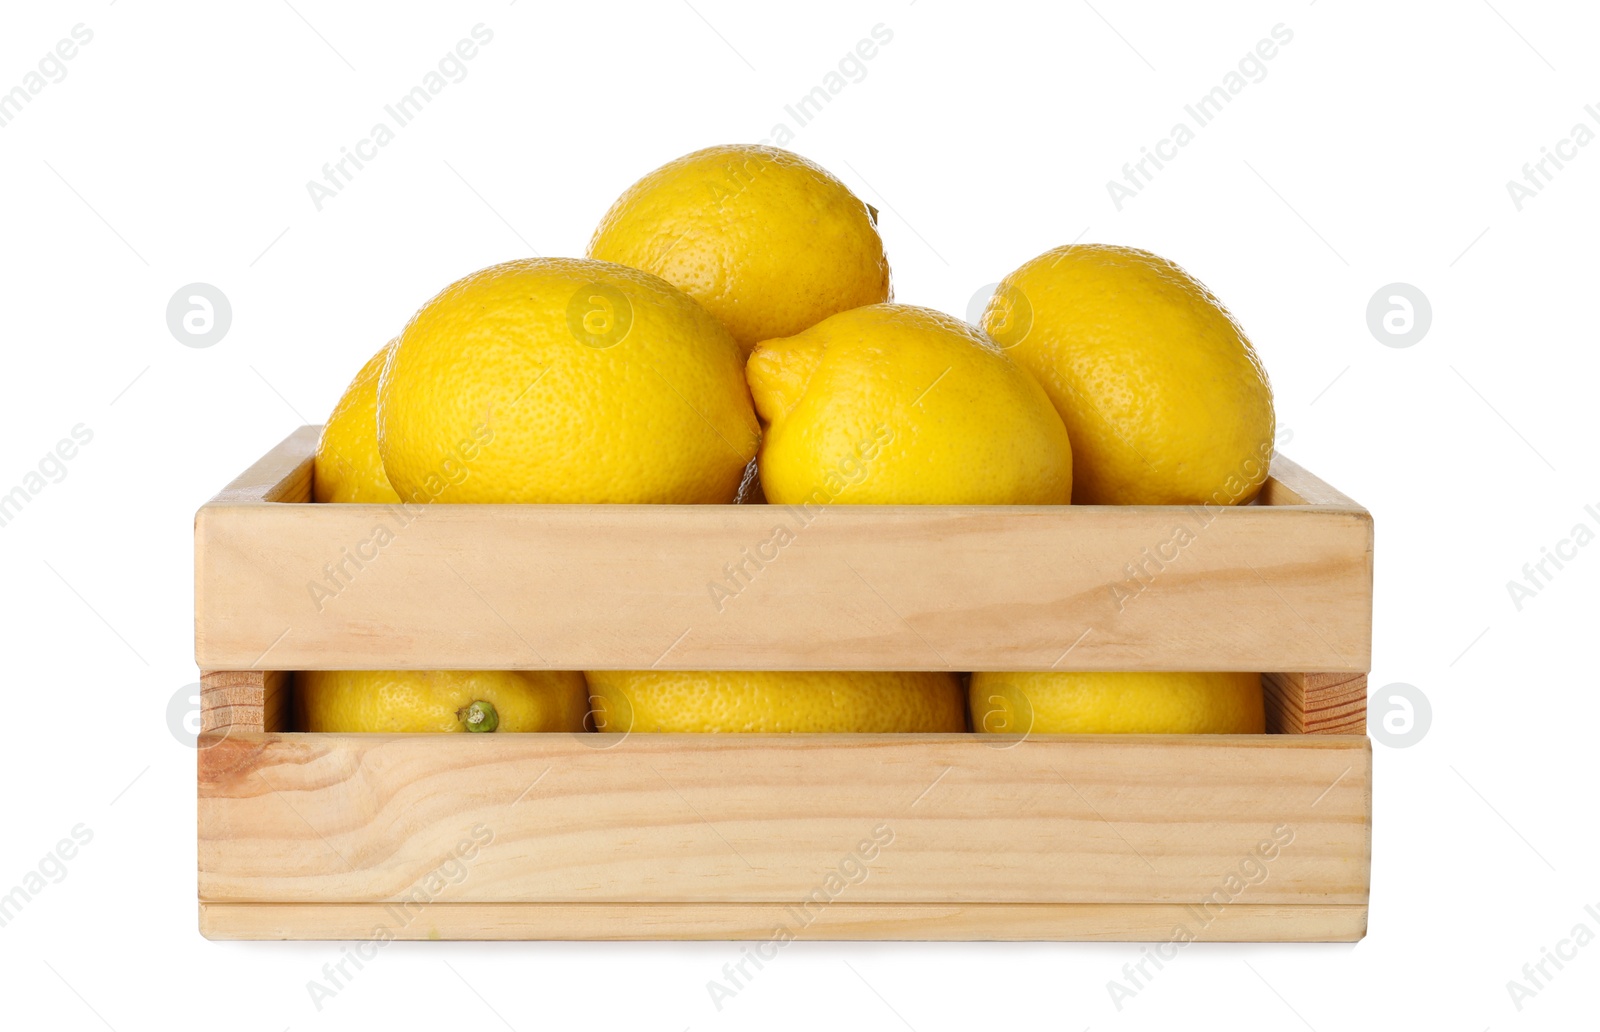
[746,303,1072,504]
[378,257,759,504]
[314,342,401,504]
[984,244,1274,505]
[299,669,588,733]
[586,670,965,733]
[970,671,1264,734]
[588,144,890,354]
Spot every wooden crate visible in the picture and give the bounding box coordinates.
[195,427,1373,942]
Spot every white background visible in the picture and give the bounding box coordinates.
[0,0,1596,1028]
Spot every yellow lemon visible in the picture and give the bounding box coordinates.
[585,670,965,733]
[984,244,1274,505]
[588,144,890,354]
[970,671,1264,734]
[379,257,759,504]
[746,303,1072,504]
[314,342,401,504]
[299,669,588,733]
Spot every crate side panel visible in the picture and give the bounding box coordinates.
[195,504,1372,672]
[199,733,1371,906]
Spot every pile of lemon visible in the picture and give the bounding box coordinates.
[303,144,1272,737]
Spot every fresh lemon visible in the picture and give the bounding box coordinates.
[586,670,966,733]
[970,671,1264,734]
[299,669,588,733]
[588,144,890,354]
[314,342,401,504]
[984,244,1274,505]
[746,303,1072,504]
[378,257,759,504]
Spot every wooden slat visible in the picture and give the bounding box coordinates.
[1264,673,1367,735]
[200,901,1368,942]
[199,670,289,735]
[209,425,317,504]
[1258,453,1363,508]
[198,732,1370,906]
[195,431,1373,673]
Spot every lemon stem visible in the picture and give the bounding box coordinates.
[459,700,499,733]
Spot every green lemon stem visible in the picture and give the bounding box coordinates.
[459,700,499,733]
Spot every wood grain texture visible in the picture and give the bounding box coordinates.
[198,732,1370,906]
[1257,453,1363,508]
[1264,673,1368,735]
[194,433,1375,941]
[209,425,316,504]
[195,430,1373,673]
[199,670,288,735]
[199,901,1368,942]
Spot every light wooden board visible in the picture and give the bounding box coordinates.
[1264,672,1368,735]
[199,901,1368,942]
[198,732,1370,906]
[200,670,288,735]
[1257,454,1363,508]
[194,429,1373,673]
[209,425,316,504]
